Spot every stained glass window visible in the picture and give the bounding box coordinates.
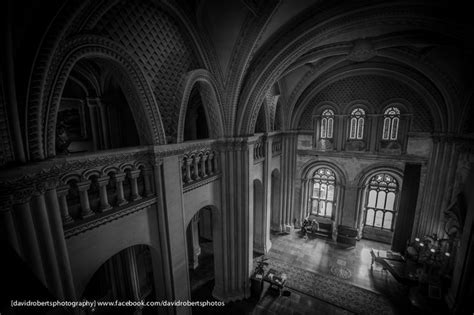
[365,173,398,230]
[349,108,365,140]
[311,168,336,218]
[382,107,400,140]
[320,109,334,139]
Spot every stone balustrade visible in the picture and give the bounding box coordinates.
[181,148,219,186]
[272,138,282,156]
[254,137,265,162]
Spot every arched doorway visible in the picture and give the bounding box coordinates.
[82,245,155,315]
[187,206,215,295]
[183,85,210,141]
[55,58,141,155]
[357,171,403,244]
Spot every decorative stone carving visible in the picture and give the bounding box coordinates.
[347,39,376,62]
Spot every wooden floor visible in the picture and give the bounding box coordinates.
[268,230,393,293]
[191,231,448,314]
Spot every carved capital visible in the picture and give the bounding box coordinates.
[129,170,141,179]
[96,176,110,187]
[12,188,35,205]
[114,172,127,182]
[76,180,91,191]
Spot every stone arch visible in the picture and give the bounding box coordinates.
[176,69,225,143]
[354,164,404,240]
[183,204,224,300]
[77,243,158,299]
[236,2,462,135]
[26,35,166,160]
[298,160,347,225]
[292,68,441,132]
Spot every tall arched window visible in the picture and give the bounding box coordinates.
[364,173,398,230]
[320,109,334,139]
[311,167,336,218]
[349,108,365,140]
[382,107,400,140]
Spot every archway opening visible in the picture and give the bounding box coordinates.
[82,244,156,315]
[183,85,209,141]
[187,206,214,295]
[55,59,140,155]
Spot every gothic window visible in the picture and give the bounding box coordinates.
[320,109,334,139]
[364,173,398,230]
[382,107,400,140]
[311,167,336,218]
[349,108,365,140]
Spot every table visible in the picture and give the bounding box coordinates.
[370,248,419,286]
[263,268,287,295]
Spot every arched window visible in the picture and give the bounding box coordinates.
[365,173,398,230]
[349,108,365,140]
[382,107,400,140]
[311,167,336,218]
[320,109,334,139]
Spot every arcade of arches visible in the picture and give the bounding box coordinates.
[1,1,474,314]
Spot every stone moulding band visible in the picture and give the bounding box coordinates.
[64,197,157,239]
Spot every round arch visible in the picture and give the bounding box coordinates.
[354,164,404,240]
[236,2,462,135]
[76,242,158,298]
[26,35,166,160]
[176,69,225,143]
[291,67,442,132]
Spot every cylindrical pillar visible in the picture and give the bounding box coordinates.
[115,173,128,206]
[12,190,46,284]
[31,188,64,298]
[56,185,74,224]
[77,180,94,218]
[97,176,112,211]
[142,169,154,197]
[44,185,76,300]
[129,170,142,201]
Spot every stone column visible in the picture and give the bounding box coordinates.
[0,198,20,255]
[77,180,94,218]
[56,185,74,225]
[98,100,110,150]
[341,183,358,227]
[160,155,191,314]
[97,176,112,211]
[193,155,201,181]
[260,136,272,253]
[123,247,141,313]
[31,184,64,299]
[187,214,201,270]
[185,158,193,183]
[86,98,101,151]
[129,170,142,201]
[213,138,251,301]
[200,153,208,178]
[207,152,214,175]
[142,169,154,197]
[44,182,76,300]
[152,157,175,308]
[115,172,128,206]
[280,133,297,230]
[4,4,26,162]
[11,188,46,284]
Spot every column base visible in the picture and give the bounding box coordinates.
[82,211,94,219]
[131,195,142,202]
[117,199,128,206]
[100,205,113,212]
[62,216,74,225]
